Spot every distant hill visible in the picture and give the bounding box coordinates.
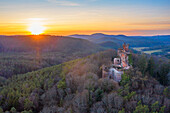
[69,33,170,57]
[99,41,121,49]
[70,33,126,42]
[0,35,104,78]
[0,35,103,52]
[70,33,170,46]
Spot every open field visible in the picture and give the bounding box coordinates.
[132,47,149,51]
[132,47,164,55]
[143,49,162,54]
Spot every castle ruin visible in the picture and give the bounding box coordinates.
[102,43,131,82]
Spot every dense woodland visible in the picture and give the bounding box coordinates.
[0,49,169,113]
[0,35,104,78]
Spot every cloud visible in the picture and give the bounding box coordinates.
[129,21,170,26]
[47,0,80,6]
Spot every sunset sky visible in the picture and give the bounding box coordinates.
[0,0,170,36]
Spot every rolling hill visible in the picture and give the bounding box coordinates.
[0,35,104,78]
[99,41,121,49]
[0,35,103,52]
[70,33,170,57]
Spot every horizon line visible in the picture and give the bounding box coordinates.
[0,33,170,37]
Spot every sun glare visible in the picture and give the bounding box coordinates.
[28,18,46,35]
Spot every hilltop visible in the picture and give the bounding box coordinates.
[0,35,103,53]
[0,49,169,113]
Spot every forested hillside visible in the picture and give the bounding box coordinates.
[0,50,169,113]
[0,35,104,78]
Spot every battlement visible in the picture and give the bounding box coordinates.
[123,43,129,52]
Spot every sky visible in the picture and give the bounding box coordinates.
[0,0,170,36]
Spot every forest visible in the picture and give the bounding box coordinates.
[0,0,170,112]
[0,49,169,113]
[0,35,104,78]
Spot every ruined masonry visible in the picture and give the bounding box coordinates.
[102,43,132,82]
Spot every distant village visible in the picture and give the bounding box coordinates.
[102,43,132,82]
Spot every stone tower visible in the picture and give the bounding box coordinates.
[118,43,130,69]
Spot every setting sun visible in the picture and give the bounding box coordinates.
[28,23,45,35]
[28,18,46,35]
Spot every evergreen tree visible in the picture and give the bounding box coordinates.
[95,88,104,101]
[134,101,149,113]
[158,63,169,85]
[159,106,165,113]
[120,73,130,86]
[147,57,155,76]
[10,107,17,113]
[24,98,33,111]
[138,54,147,76]
[163,87,170,98]
[128,54,133,65]
[151,101,159,112]
[0,107,3,113]
[118,108,125,113]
